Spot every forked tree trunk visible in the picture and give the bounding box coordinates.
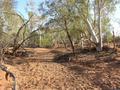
[85,0,103,52]
[86,19,102,51]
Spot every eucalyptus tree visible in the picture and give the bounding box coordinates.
[39,0,118,52]
[93,0,118,51]
[76,0,119,51]
[39,0,88,54]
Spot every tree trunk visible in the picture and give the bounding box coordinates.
[85,0,103,52]
[80,33,84,49]
[64,19,75,56]
[86,19,99,44]
[86,19,103,51]
[113,31,116,49]
[97,0,103,51]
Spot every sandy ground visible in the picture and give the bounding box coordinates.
[0,48,120,90]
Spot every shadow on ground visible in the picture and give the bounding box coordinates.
[2,47,120,90]
[52,47,120,90]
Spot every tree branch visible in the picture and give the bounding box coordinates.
[0,64,17,90]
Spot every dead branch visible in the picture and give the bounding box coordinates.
[0,64,17,90]
[13,15,33,47]
[12,15,33,55]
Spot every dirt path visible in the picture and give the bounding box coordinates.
[0,48,120,90]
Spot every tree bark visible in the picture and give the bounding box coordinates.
[86,19,99,44]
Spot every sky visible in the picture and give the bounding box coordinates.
[15,0,120,36]
[15,0,43,19]
[111,5,120,36]
[15,0,28,18]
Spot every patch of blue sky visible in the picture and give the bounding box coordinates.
[15,0,44,19]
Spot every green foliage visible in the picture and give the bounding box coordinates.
[0,0,119,49]
[28,32,39,47]
[40,34,53,48]
[103,30,113,43]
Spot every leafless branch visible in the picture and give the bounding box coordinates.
[0,64,17,90]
